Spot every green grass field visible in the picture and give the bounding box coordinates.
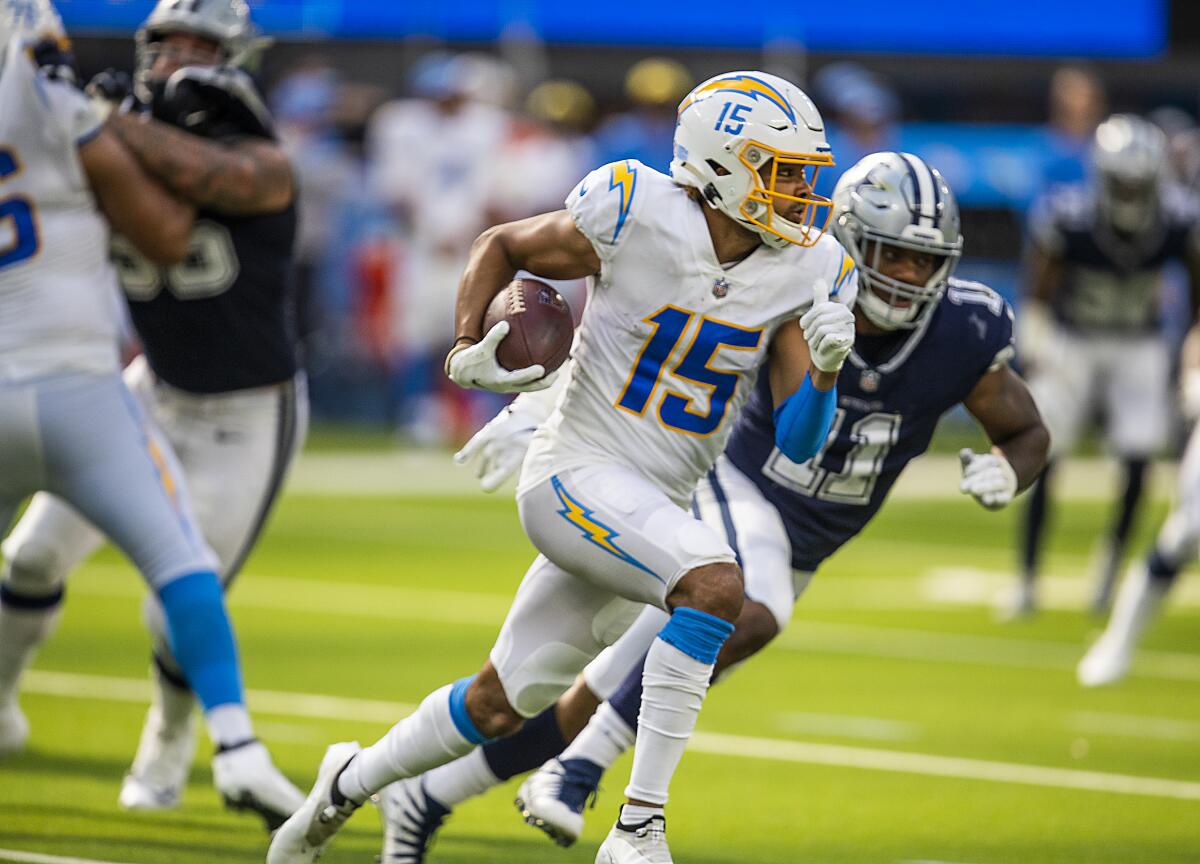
[2,449,1199,864]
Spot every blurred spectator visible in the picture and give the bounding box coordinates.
[367,52,515,443]
[1040,65,1107,187]
[813,62,900,197]
[593,57,692,171]
[1149,105,1200,188]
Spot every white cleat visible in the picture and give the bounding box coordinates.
[213,739,306,832]
[1078,631,1134,687]
[267,741,361,864]
[118,706,195,811]
[0,699,29,756]
[514,757,597,847]
[596,813,673,864]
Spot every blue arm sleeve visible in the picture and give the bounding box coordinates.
[773,375,837,463]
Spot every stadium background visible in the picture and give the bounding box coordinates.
[3,3,1200,863]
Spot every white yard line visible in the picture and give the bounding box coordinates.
[20,670,1200,802]
[774,711,919,742]
[1067,711,1200,742]
[0,850,137,864]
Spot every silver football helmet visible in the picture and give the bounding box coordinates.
[1093,113,1168,235]
[135,0,258,100]
[831,151,963,330]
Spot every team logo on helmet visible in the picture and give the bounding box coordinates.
[678,74,796,125]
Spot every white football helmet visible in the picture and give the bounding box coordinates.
[0,0,66,50]
[135,0,258,100]
[670,70,834,249]
[832,152,963,330]
[1093,114,1168,235]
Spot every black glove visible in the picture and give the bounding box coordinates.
[85,68,133,105]
[151,66,274,140]
[31,38,77,86]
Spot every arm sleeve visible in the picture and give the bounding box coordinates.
[773,376,837,463]
[829,247,860,309]
[564,159,645,265]
[43,75,103,147]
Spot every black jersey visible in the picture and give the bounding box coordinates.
[1028,183,1200,335]
[723,279,1014,572]
[111,87,298,394]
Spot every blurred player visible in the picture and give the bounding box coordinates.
[269,71,857,864]
[377,151,1049,861]
[0,0,306,824]
[1079,320,1200,685]
[0,0,300,828]
[1014,114,1200,617]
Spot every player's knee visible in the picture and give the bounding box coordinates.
[668,561,744,624]
[1,536,67,598]
[465,663,525,739]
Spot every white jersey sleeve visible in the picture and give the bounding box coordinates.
[565,159,648,265]
[825,243,860,311]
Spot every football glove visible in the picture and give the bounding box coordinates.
[959,448,1018,510]
[31,38,77,86]
[84,68,132,120]
[444,321,557,394]
[800,278,855,373]
[151,66,274,140]
[453,401,548,492]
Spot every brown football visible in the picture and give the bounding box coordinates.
[482,277,574,373]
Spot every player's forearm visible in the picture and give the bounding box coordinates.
[454,226,519,344]
[108,113,288,214]
[991,423,1050,492]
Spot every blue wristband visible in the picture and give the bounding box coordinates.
[773,375,837,463]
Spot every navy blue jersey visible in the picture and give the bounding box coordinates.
[1028,182,1200,334]
[111,88,299,394]
[723,279,1014,572]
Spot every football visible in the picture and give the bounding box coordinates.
[482,277,574,374]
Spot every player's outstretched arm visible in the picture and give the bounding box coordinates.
[962,365,1050,500]
[106,112,292,216]
[79,125,194,265]
[765,320,839,463]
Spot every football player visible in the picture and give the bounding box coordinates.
[0,0,306,826]
[269,71,858,864]
[0,0,297,826]
[1014,114,1200,617]
[372,152,1049,861]
[1078,320,1200,686]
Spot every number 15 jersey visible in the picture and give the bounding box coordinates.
[519,160,858,507]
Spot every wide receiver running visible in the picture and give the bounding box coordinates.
[269,71,857,864]
[0,0,297,826]
[375,152,1049,861]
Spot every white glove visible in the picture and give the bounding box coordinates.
[800,279,855,373]
[959,448,1018,510]
[1182,367,1200,422]
[445,321,557,394]
[454,402,543,492]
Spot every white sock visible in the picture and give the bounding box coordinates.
[624,636,714,806]
[0,604,60,704]
[205,703,254,747]
[338,683,478,803]
[560,702,635,771]
[620,802,664,825]
[1104,563,1165,649]
[422,748,500,807]
[151,663,196,736]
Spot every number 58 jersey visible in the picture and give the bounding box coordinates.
[0,37,120,383]
[519,160,858,507]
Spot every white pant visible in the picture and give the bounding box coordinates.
[583,455,809,699]
[0,372,214,592]
[1030,330,1169,458]
[1153,420,1200,564]
[490,463,737,717]
[3,357,306,595]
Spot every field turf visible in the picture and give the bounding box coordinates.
[1,448,1198,864]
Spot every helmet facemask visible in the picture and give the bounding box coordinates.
[847,230,959,330]
[737,142,834,249]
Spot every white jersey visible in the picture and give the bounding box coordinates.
[520,160,858,506]
[0,38,121,383]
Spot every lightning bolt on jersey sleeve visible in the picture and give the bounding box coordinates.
[565,159,646,266]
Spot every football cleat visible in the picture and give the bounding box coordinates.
[1078,562,1164,687]
[515,757,602,848]
[378,776,450,863]
[0,698,28,756]
[266,741,361,864]
[1077,629,1133,688]
[118,705,196,810]
[212,739,306,832]
[596,813,673,864]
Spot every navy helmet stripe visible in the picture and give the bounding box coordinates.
[901,153,936,228]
